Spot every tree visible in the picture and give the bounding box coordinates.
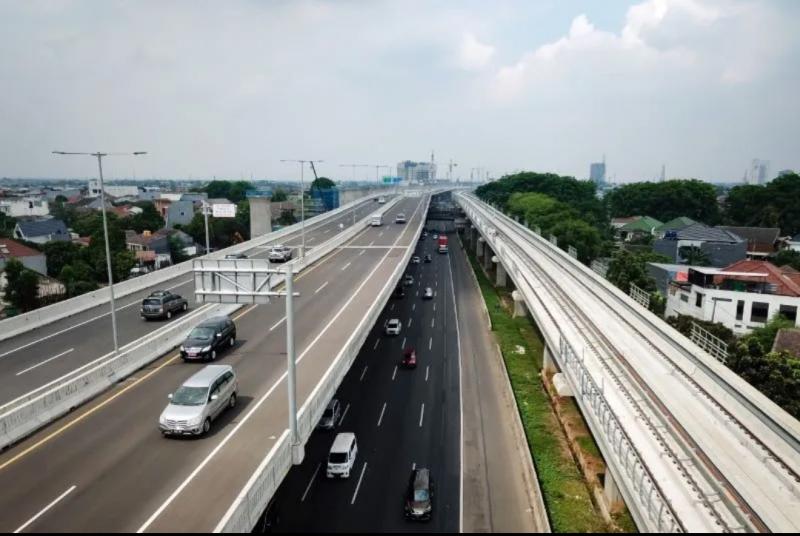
[123,202,165,233]
[606,249,670,294]
[772,249,800,271]
[201,180,255,203]
[605,179,721,224]
[59,260,98,297]
[0,212,16,238]
[310,177,336,191]
[549,218,604,263]
[271,189,288,203]
[678,245,711,266]
[168,236,190,264]
[42,241,83,278]
[724,173,800,235]
[2,258,39,312]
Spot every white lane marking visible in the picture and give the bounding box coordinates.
[390,303,395,311]
[433,302,436,312]
[401,336,406,349]
[378,232,384,237]
[412,462,416,471]
[415,291,419,297]
[0,278,194,359]
[446,246,465,533]
[341,261,352,272]
[270,316,286,331]
[428,337,432,351]
[377,402,387,427]
[369,240,375,247]
[145,197,427,533]
[15,348,74,377]
[359,250,366,256]
[373,338,380,351]
[419,403,425,428]
[315,282,329,294]
[431,318,435,328]
[339,403,350,426]
[360,366,368,382]
[14,485,76,533]
[351,462,368,505]
[426,366,430,382]
[301,463,321,503]
[392,366,398,381]
[408,318,413,328]
[324,229,330,234]
[412,303,416,312]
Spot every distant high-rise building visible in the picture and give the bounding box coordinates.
[590,159,606,186]
[397,160,437,184]
[778,169,795,178]
[749,159,770,185]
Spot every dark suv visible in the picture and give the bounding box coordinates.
[180,316,237,362]
[141,291,189,320]
[404,468,434,521]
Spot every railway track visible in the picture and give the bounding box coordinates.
[460,193,800,532]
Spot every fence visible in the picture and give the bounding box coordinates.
[629,282,651,309]
[690,322,729,364]
[591,259,609,278]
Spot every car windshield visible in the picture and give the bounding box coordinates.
[323,408,334,419]
[413,489,429,502]
[189,327,215,340]
[329,452,348,464]
[143,298,161,306]
[171,386,208,406]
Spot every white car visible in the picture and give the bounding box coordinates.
[410,256,421,264]
[268,245,293,263]
[385,318,402,336]
[159,365,238,437]
[395,213,407,224]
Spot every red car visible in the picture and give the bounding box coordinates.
[401,348,417,369]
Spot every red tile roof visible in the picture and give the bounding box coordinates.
[0,238,43,259]
[718,260,800,297]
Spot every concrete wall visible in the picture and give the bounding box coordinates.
[166,200,195,229]
[249,198,272,238]
[653,239,747,268]
[0,254,47,276]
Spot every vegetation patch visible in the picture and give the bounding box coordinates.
[465,244,632,533]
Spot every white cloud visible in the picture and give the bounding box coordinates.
[458,32,495,71]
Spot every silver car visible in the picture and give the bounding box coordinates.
[159,365,238,437]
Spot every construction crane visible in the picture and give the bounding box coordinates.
[309,161,320,181]
[448,159,458,182]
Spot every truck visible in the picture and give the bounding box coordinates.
[370,214,383,227]
[437,235,448,254]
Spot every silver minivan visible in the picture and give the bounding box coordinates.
[159,365,238,437]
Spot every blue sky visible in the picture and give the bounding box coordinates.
[0,0,797,183]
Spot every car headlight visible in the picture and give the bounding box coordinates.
[180,345,185,352]
[187,415,203,426]
[202,345,212,353]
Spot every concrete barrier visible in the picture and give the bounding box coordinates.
[215,195,427,533]
[0,194,382,343]
[0,198,397,451]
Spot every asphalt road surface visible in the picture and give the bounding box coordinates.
[268,220,461,533]
[0,196,425,533]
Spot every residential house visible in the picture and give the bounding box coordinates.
[126,229,184,269]
[717,226,780,259]
[787,233,800,253]
[166,200,196,228]
[655,217,697,238]
[87,180,141,199]
[666,260,800,334]
[0,238,47,275]
[653,223,746,267]
[611,216,640,230]
[13,218,70,244]
[618,216,663,242]
[0,197,50,218]
[648,262,691,295]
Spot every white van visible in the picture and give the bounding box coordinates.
[370,214,383,227]
[378,196,386,204]
[327,432,358,478]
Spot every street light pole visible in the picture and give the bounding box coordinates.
[281,159,323,259]
[52,150,147,355]
[202,200,211,254]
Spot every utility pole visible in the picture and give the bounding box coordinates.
[339,163,370,183]
[52,150,148,355]
[281,159,323,259]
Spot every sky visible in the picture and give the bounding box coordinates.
[0,0,798,183]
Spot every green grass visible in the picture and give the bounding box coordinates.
[465,247,630,533]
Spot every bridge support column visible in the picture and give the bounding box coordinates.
[476,237,485,260]
[470,227,478,249]
[542,345,557,374]
[512,290,527,318]
[603,472,624,513]
[494,259,507,287]
[483,246,493,271]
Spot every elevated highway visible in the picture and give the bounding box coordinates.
[0,195,428,532]
[458,192,800,532]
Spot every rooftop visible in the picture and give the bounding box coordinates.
[656,216,697,233]
[0,238,42,260]
[772,328,800,357]
[710,259,800,297]
[665,223,743,243]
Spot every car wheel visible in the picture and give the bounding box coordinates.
[229,335,236,347]
[166,311,172,320]
[183,303,188,312]
[229,393,237,409]
[210,349,217,361]
[202,418,211,435]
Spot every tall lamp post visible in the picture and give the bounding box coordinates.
[52,150,147,354]
[281,159,323,259]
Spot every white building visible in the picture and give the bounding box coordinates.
[87,180,141,199]
[0,197,50,218]
[666,260,800,335]
[397,160,437,184]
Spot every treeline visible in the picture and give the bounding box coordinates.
[605,172,800,236]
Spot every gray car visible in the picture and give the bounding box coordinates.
[159,365,238,437]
